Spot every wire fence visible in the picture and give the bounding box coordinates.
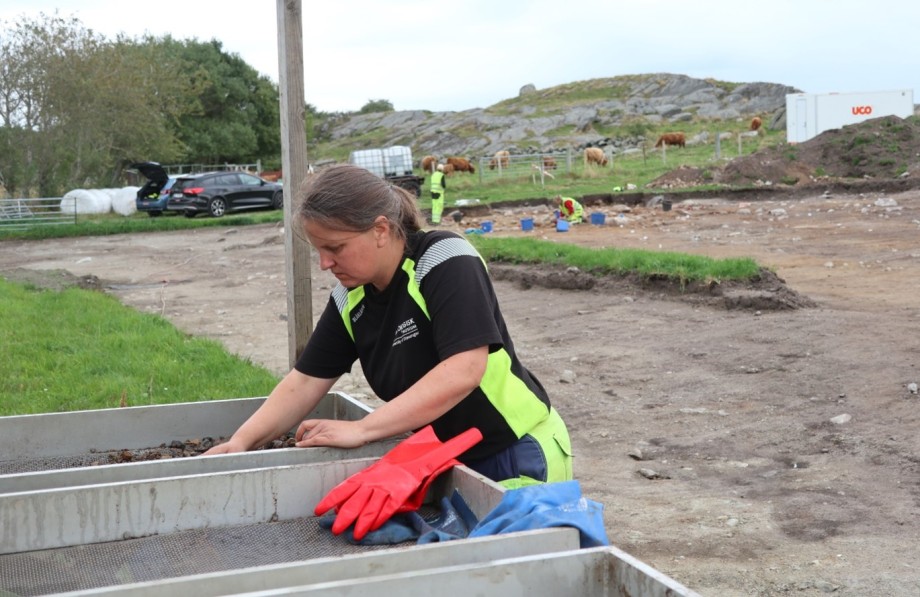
[475,151,574,188]
[0,197,75,231]
[162,162,263,175]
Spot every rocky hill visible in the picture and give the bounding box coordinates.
[316,73,799,160]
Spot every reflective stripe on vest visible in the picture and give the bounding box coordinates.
[430,171,445,193]
[334,237,483,341]
[480,348,548,437]
[563,198,584,222]
[333,236,545,436]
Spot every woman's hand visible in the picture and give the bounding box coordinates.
[202,436,250,456]
[295,418,370,449]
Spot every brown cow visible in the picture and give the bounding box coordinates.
[654,132,686,148]
[583,147,608,167]
[542,156,557,170]
[750,116,763,131]
[446,156,475,174]
[421,155,438,173]
[259,169,283,182]
[442,163,456,175]
[489,150,510,170]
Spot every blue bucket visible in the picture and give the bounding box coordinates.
[590,212,606,225]
[556,220,570,232]
[520,217,534,231]
[481,220,493,233]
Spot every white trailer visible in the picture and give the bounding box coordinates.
[785,89,915,143]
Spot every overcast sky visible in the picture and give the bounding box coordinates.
[2,1,917,113]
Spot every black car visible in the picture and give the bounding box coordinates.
[132,162,177,217]
[167,171,283,218]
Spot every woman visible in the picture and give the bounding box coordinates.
[205,164,572,488]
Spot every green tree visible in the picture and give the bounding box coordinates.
[0,14,193,196]
[0,15,281,197]
[163,38,280,165]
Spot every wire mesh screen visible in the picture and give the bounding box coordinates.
[0,452,121,476]
[0,515,415,595]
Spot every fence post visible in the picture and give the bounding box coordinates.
[715,132,721,159]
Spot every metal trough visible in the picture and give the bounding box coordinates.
[0,394,701,596]
[0,460,699,597]
[0,393,390,494]
[0,459,504,594]
[201,545,701,597]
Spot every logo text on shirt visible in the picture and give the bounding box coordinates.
[351,304,365,324]
[392,318,419,347]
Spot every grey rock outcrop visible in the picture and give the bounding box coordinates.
[519,83,537,97]
[322,73,800,161]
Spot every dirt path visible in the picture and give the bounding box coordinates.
[2,187,920,596]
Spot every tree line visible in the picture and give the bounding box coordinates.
[0,13,284,197]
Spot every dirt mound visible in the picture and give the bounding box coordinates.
[3,268,105,292]
[648,115,920,189]
[644,165,712,190]
[488,264,815,311]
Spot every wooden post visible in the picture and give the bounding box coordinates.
[276,0,313,368]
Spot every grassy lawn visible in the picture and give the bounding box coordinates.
[0,277,279,416]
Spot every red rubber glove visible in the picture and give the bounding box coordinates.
[314,426,482,541]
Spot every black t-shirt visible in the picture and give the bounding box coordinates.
[295,230,550,461]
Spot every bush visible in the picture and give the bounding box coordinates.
[359,99,394,114]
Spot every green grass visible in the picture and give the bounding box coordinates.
[0,209,284,241]
[0,278,279,415]
[471,236,760,283]
[411,130,776,209]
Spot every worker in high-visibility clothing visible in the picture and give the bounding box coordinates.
[205,163,574,491]
[429,164,446,225]
[553,195,585,223]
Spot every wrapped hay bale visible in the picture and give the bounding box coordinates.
[110,186,140,216]
[60,189,111,215]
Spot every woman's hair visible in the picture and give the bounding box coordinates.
[297,164,422,239]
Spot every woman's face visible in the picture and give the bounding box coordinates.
[303,218,392,289]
